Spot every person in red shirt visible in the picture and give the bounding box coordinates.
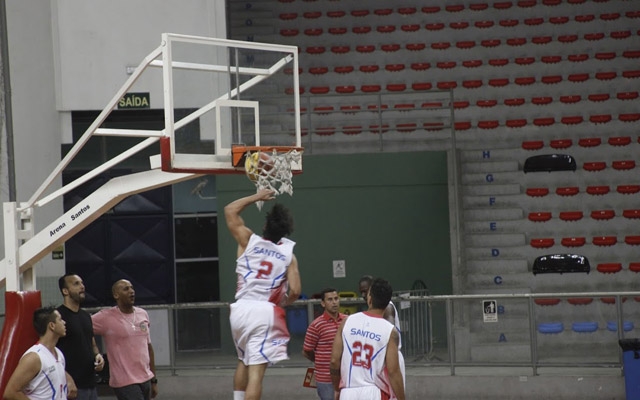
[302,288,346,400]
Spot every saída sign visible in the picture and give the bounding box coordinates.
[118,92,150,109]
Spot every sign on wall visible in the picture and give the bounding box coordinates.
[118,92,150,109]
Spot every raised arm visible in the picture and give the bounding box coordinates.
[224,189,275,250]
[385,329,405,400]
[330,318,347,392]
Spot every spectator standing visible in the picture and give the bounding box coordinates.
[57,273,105,400]
[302,288,346,400]
[92,279,158,400]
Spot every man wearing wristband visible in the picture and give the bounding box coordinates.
[57,274,105,400]
[92,279,158,400]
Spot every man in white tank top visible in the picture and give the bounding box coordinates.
[3,307,77,400]
[225,189,301,400]
[330,278,405,400]
[359,275,406,399]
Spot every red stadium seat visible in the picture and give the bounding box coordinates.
[595,72,617,80]
[589,114,612,123]
[381,44,401,52]
[591,210,615,220]
[361,85,381,92]
[568,74,589,82]
[398,7,417,15]
[280,29,299,37]
[609,136,631,146]
[446,4,465,12]
[401,24,421,32]
[327,11,346,18]
[535,298,561,306]
[561,237,586,247]
[340,105,361,113]
[595,52,616,60]
[477,120,499,129]
[488,78,509,87]
[331,46,350,54]
[567,298,593,305]
[494,2,513,9]
[622,70,640,79]
[550,139,572,149]
[396,123,417,132]
[310,86,330,94]
[406,43,427,51]
[559,211,583,221]
[426,23,445,31]
[475,20,495,28]
[504,98,525,106]
[450,22,470,29]
[583,162,606,171]
[326,27,348,36]
[386,84,407,92]
[438,81,457,89]
[549,16,569,24]
[597,263,622,274]
[437,61,457,69]
[334,66,354,74]
[457,41,476,49]
[531,238,555,248]
[568,54,589,62]
[532,96,553,105]
[352,26,372,34]
[561,116,584,125]
[612,160,636,170]
[309,67,328,75]
[617,185,640,194]
[470,3,489,11]
[481,39,501,47]
[586,186,610,195]
[335,85,355,94]
[611,31,631,40]
[477,100,498,107]
[369,124,390,134]
[306,46,326,54]
[303,11,322,19]
[304,28,323,36]
[625,236,640,245]
[600,13,620,20]
[452,101,470,109]
[489,59,509,66]
[578,137,601,147]
[617,92,639,100]
[560,95,581,103]
[410,62,430,71]
[532,36,552,45]
[620,114,640,122]
[525,17,544,25]
[422,6,441,13]
[454,121,472,130]
[431,42,451,50]
[385,64,405,72]
[355,45,375,53]
[342,126,362,135]
[593,236,617,246]
[533,117,555,126]
[507,38,527,46]
[518,0,537,7]
[529,212,552,222]
[630,263,640,273]
[313,106,334,113]
[558,35,578,43]
[526,188,550,197]
[515,77,536,85]
[623,51,640,58]
[588,93,610,102]
[541,55,561,63]
[541,75,562,84]
[374,8,393,16]
[350,10,370,17]
[500,19,519,27]
[585,32,605,41]
[394,104,415,110]
[412,83,433,91]
[507,119,527,128]
[624,210,640,219]
[279,13,297,20]
[463,80,484,88]
[463,60,483,68]
[377,25,396,33]
[515,57,535,65]
[556,187,579,196]
[575,14,594,22]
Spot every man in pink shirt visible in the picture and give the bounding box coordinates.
[92,279,158,400]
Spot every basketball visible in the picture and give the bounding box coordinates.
[245,152,273,181]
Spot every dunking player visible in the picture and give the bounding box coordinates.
[331,278,405,400]
[225,189,301,400]
[359,275,406,399]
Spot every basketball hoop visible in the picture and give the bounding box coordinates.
[232,146,303,209]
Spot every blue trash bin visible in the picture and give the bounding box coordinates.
[619,339,640,399]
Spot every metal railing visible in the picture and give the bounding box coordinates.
[85,290,638,376]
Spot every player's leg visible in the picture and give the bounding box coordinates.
[245,363,268,400]
[234,360,249,399]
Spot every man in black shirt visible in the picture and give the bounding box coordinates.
[57,273,105,400]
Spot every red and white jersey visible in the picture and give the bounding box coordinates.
[235,234,295,304]
[340,311,394,394]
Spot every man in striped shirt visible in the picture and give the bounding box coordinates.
[303,288,346,400]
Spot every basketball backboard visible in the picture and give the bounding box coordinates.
[148,33,303,174]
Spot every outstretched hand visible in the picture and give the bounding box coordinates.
[255,189,276,201]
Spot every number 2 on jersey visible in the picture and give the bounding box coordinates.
[351,341,373,369]
[256,261,273,279]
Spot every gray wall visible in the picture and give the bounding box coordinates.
[217,151,453,299]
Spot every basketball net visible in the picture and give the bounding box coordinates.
[244,148,302,210]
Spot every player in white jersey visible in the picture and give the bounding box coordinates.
[4,307,77,400]
[331,278,405,400]
[225,189,301,400]
[359,275,406,399]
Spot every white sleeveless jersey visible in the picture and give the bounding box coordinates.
[235,234,295,304]
[340,312,394,393]
[22,343,67,400]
